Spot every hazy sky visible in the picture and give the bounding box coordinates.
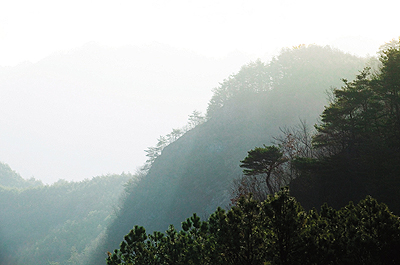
[0,0,399,183]
[1,0,398,66]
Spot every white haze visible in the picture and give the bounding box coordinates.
[0,0,398,183]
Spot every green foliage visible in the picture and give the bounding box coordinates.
[107,189,400,264]
[292,38,400,214]
[313,39,400,153]
[313,67,384,152]
[239,145,288,195]
[240,145,287,176]
[209,197,266,265]
[107,215,211,265]
[261,187,306,265]
[234,123,317,203]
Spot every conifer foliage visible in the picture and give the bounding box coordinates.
[106,188,400,265]
[292,38,400,213]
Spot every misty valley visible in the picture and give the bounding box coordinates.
[2,39,400,264]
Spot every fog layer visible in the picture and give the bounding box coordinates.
[0,42,256,183]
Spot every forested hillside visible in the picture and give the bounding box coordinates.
[89,45,367,264]
[106,189,400,264]
[104,39,400,265]
[6,41,396,264]
[291,39,400,214]
[0,162,42,189]
[0,164,132,265]
[0,42,251,184]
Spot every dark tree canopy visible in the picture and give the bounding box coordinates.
[239,145,287,195]
[107,189,400,265]
[240,145,286,176]
[291,38,400,213]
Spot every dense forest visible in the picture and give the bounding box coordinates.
[106,189,400,264]
[290,40,400,214]
[3,39,400,265]
[0,164,132,265]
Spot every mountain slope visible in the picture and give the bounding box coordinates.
[0,42,253,183]
[0,162,42,188]
[89,45,368,264]
[0,172,132,265]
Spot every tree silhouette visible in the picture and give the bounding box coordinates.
[240,145,288,195]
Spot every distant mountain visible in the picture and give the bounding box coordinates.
[0,162,42,188]
[0,42,255,183]
[0,168,132,265]
[89,45,368,264]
